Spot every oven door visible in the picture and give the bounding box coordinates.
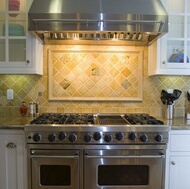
[84,148,165,189]
[30,149,79,189]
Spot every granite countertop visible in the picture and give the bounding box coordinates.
[0,115,190,130]
[164,117,190,130]
[0,116,33,129]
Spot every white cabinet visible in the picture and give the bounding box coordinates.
[0,0,43,75]
[148,0,190,75]
[166,130,190,189]
[0,130,27,189]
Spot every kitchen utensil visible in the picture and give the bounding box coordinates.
[161,90,167,105]
[160,89,182,105]
[173,89,182,100]
[187,91,190,101]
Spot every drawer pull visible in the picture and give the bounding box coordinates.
[6,142,17,148]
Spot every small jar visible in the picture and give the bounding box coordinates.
[20,102,28,116]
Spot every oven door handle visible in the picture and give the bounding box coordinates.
[30,150,79,158]
[85,155,165,159]
[31,155,79,158]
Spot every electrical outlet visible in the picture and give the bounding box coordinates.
[7,89,14,100]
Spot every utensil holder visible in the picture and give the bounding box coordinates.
[165,104,174,120]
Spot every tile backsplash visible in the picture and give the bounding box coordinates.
[48,48,143,101]
[0,45,189,117]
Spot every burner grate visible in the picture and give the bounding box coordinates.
[124,114,164,125]
[30,113,94,125]
[30,113,164,125]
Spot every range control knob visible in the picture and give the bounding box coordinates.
[93,132,101,141]
[128,132,136,141]
[48,134,56,142]
[140,134,148,142]
[115,132,123,141]
[58,132,67,141]
[84,134,92,143]
[155,134,163,142]
[33,133,41,142]
[69,134,77,143]
[104,134,112,142]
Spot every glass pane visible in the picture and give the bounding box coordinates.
[98,165,149,186]
[0,14,5,36]
[167,0,185,13]
[40,165,71,186]
[8,0,26,11]
[8,13,26,36]
[186,0,190,13]
[188,17,190,38]
[0,39,5,61]
[188,0,190,13]
[9,39,26,61]
[168,16,184,38]
[19,0,26,11]
[0,1,5,11]
[167,40,186,63]
[187,41,190,64]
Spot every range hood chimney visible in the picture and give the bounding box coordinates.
[28,0,168,45]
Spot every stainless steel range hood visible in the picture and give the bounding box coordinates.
[28,0,168,45]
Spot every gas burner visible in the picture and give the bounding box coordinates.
[65,114,94,124]
[124,114,164,125]
[30,113,67,124]
[30,113,94,125]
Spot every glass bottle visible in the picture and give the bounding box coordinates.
[20,101,28,116]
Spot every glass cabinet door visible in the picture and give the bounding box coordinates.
[8,13,26,62]
[0,1,5,61]
[188,1,190,61]
[0,0,27,64]
[161,0,190,66]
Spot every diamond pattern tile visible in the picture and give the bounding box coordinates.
[0,45,189,117]
[48,50,143,101]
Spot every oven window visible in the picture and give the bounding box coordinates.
[98,165,149,186]
[40,165,71,186]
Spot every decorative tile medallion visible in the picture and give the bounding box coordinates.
[48,50,143,101]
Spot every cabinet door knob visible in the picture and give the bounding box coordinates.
[171,161,176,165]
[6,142,17,148]
[162,61,166,64]
[26,60,30,63]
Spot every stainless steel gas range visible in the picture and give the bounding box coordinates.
[25,113,170,189]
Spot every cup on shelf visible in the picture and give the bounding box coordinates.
[8,0,20,11]
[8,0,20,17]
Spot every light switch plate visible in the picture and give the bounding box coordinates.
[7,89,14,100]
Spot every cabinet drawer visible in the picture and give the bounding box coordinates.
[170,134,190,152]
